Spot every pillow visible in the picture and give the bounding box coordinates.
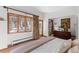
[68,45,79,53]
[58,39,72,53]
[72,39,79,47]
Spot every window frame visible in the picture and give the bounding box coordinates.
[7,13,33,34]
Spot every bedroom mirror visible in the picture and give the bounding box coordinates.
[53,18,62,31]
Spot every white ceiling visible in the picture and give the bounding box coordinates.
[9,6,43,15]
[34,6,76,13]
[9,6,77,14]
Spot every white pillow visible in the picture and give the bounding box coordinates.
[72,39,79,47]
[59,39,72,53]
[68,45,79,53]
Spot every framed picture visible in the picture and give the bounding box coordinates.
[61,18,70,32]
[61,18,70,28]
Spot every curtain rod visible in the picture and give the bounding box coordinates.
[3,6,38,16]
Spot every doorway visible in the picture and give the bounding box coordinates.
[48,19,54,36]
[39,20,43,37]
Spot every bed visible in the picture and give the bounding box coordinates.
[30,38,67,53]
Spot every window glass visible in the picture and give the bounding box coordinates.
[19,16,24,32]
[9,15,17,33]
[26,17,31,31]
[8,13,33,34]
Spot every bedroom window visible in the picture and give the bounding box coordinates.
[19,16,25,32]
[26,17,33,32]
[8,13,18,33]
[8,13,33,34]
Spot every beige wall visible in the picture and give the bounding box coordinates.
[0,7,7,49]
[0,6,44,49]
[43,8,78,38]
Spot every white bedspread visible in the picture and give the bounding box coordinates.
[31,38,66,53]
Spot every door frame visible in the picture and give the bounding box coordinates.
[39,20,43,36]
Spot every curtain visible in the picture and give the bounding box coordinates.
[33,15,39,39]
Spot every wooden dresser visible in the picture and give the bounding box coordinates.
[53,31,71,39]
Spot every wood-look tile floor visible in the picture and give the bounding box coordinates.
[0,37,54,53]
[0,39,36,53]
